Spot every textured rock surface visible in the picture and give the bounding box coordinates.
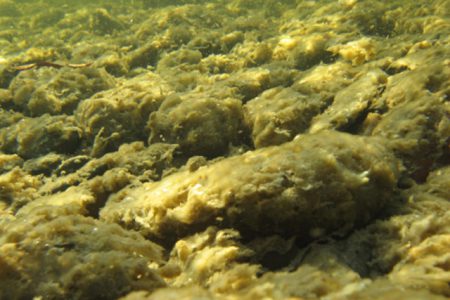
[101,131,399,240]
[244,86,327,147]
[0,205,165,300]
[148,91,246,157]
[0,0,448,299]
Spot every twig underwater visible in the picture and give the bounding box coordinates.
[13,61,93,71]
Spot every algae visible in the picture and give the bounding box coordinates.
[0,0,449,299]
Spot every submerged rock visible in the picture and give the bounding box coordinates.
[0,205,165,300]
[0,0,448,298]
[101,131,400,241]
[0,114,82,159]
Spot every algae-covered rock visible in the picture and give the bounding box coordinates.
[126,41,162,70]
[0,107,23,127]
[422,166,450,200]
[0,153,23,173]
[0,206,165,300]
[310,68,387,133]
[9,67,114,116]
[244,86,327,148]
[372,95,449,181]
[157,49,203,72]
[382,175,450,296]
[292,61,357,95]
[273,33,333,69]
[148,91,245,157]
[89,8,125,35]
[32,142,179,202]
[75,72,171,155]
[380,59,449,109]
[101,131,399,240]
[389,225,450,296]
[327,38,377,66]
[0,0,448,299]
[339,164,450,299]
[0,167,41,211]
[0,114,82,159]
[223,67,284,101]
[160,226,254,288]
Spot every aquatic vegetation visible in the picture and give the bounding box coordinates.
[0,0,449,299]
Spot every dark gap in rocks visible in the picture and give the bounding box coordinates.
[86,163,109,180]
[425,74,443,93]
[55,155,91,176]
[382,65,408,76]
[84,189,110,219]
[337,106,372,135]
[49,182,78,194]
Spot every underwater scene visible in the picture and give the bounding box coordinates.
[0,0,449,299]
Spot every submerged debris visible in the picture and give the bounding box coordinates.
[13,61,93,71]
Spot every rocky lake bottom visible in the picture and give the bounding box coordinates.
[0,0,449,299]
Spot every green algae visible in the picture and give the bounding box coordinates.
[0,1,449,299]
